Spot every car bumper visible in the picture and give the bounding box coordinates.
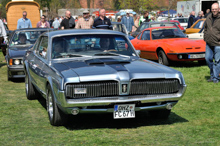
[56,84,187,114]
[8,65,25,78]
[167,52,205,61]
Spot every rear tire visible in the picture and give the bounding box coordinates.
[149,109,171,119]
[25,73,36,100]
[47,85,67,126]
[158,50,169,66]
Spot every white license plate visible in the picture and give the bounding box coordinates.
[114,104,135,119]
[188,54,205,59]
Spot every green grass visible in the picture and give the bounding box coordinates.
[0,50,220,145]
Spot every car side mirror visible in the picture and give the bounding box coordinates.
[136,50,141,55]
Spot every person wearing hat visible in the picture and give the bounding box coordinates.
[121,11,134,33]
[75,10,94,29]
[117,16,121,22]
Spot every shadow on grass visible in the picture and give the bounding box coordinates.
[9,78,25,83]
[0,62,6,68]
[169,61,206,68]
[36,95,188,129]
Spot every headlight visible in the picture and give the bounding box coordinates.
[14,59,20,65]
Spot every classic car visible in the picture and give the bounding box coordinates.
[185,18,205,34]
[24,29,186,126]
[162,20,184,30]
[170,17,188,30]
[6,28,53,80]
[186,26,204,40]
[131,26,206,66]
[112,22,134,40]
[130,21,181,38]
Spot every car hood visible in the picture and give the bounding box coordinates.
[53,57,179,82]
[160,38,205,52]
[8,46,33,58]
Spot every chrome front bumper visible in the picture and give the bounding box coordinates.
[56,85,186,114]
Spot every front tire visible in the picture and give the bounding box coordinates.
[7,68,11,81]
[25,73,36,100]
[47,85,67,126]
[158,50,169,66]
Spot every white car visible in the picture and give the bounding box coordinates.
[186,28,204,40]
[170,17,188,29]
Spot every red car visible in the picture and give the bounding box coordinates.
[131,26,206,66]
[162,20,184,31]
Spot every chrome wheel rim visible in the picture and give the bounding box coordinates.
[47,91,53,119]
[158,55,163,64]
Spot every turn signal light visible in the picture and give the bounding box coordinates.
[9,59,13,65]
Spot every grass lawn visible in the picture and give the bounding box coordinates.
[0,50,220,145]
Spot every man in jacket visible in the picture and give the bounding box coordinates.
[61,11,75,29]
[121,11,134,33]
[75,10,94,29]
[204,3,220,83]
[17,11,32,29]
[187,11,196,28]
[93,9,112,30]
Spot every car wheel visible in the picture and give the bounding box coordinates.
[158,50,169,66]
[47,85,67,126]
[7,68,11,81]
[149,109,171,119]
[198,60,206,65]
[25,74,36,100]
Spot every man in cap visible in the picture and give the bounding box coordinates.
[121,11,134,33]
[75,10,94,29]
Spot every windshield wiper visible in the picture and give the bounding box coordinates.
[94,52,120,56]
[55,53,84,58]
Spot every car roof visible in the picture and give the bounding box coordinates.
[162,20,179,23]
[14,28,54,31]
[142,21,176,24]
[43,29,126,38]
[143,26,177,31]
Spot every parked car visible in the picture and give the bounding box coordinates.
[6,28,53,80]
[130,21,181,38]
[162,20,184,30]
[170,17,188,29]
[186,26,204,40]
[111,22,134,40]
[131,26,206,66]
[185,18,205,34]
[23,29,186,126]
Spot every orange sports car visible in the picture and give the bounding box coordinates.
[131,26,206,65]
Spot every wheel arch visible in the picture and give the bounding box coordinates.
[156,47,164,58]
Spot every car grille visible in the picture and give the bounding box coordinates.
[129,79,180,95]
[65,81,119,98]
[65,79,180,99]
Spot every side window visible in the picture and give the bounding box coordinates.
[141,30,150,40]
[193,21,203,29]
[37,36,48,59]
[139,24,147,32]
[137,32,142,40]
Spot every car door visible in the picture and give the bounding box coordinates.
[32,36,48,93]
[135,30,155,59]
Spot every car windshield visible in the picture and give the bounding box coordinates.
[151,28,186,39]
[150,23,178,28]
[10,30,47,47]
[174,18,188,23]
[51,34,136,59]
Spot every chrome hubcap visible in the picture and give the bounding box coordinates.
[158,56,163,64]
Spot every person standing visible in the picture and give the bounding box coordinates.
[0,19,8,62]
[140,11,150,25]
[60,11,75,29]
[196,11,204,21]
[121,11,134,33]
[132,15,140,32]
[93,9,112,30]
[75,10,94,29]
[204,3,220,83]
[52,17,60,29]
[187,11,196,28]
[17,11,32,29]
[36,15,50,28]
[204,9,211,18]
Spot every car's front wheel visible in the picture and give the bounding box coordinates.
[158,50,169,66]
[149,109,171,119]
[47,85,67,126]
[7,68,11,81]
[25,74,37,100]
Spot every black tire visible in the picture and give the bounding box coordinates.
[149,109,171,119]
[47,85,67,126]
[25,74,36,100]
[158,50,169,66]
[7,68,11,81]
[198,60,206,65]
